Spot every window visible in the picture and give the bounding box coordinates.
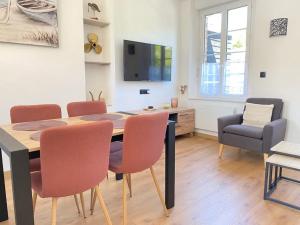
[199,2,250,100]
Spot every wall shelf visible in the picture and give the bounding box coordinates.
[85,60,111,65]
[83,18,110,27]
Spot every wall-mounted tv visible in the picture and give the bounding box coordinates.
[124,40,172,81]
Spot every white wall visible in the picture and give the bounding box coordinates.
[112,0,179,111]
[84,0,116,108]
[248,0,300,141]
[179,0,300,141]
[0,0,86,171]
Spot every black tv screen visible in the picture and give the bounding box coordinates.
[124,40,172,81]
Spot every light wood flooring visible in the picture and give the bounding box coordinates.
[2,136,300,225]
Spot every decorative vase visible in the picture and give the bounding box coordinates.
[171,98,178,108]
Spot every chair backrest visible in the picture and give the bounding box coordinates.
[40,121,113,197]
[67,101,107,117]
[10,104,62,123]
[246,98,283,121]
[121,112,169,173]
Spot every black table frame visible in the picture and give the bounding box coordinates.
[0,121,176,224]
[264,162,300,210]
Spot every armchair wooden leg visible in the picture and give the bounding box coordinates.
[95,186,113,225]
[80,193,87,218]
[32,192,37,213]
[126,174,132,198]
[51,198,58,225]
[123,174,128,225]
[74,194,81,214]
[150,167,169,217]
[218,144,224,159]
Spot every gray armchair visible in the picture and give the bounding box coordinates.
[218,98,287,160]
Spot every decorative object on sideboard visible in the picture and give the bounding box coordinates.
[163,103,171,109]
[270,18,288,37]
[0,0,59,47]
[89,90,103,101]
[180,85,188,95]
[171,98,178,109]
[84,33,102,54]
[88,2,100,20]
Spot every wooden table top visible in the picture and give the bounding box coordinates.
[267,154,300,170]
[0,112,130,152]
[271,141,300,157]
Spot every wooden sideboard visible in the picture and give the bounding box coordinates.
[131,107,195,136]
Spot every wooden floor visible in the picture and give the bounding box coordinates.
[2,136,300,225]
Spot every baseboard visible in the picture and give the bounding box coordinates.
[194,131,218,141]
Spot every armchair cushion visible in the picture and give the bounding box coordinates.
[224,125,263,139]
[242,103,274,128]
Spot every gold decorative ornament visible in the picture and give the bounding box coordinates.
[84,33,102,54]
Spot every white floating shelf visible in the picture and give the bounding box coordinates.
[83,18,110,27]
[85,60,111,65]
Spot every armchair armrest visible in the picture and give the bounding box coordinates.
[218,114,243,143]
[263,118,287,153]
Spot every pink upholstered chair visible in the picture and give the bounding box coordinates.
[92,112,170,224]
[67,101,107,117]
[10,104,86,217]
[10,104,62,172]
[10,104,62,123]
[67,100,113,213]
[31,121,114,225]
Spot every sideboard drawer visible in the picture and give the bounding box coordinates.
[178,109,195,123]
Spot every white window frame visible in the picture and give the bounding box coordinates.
[197,0,252,102]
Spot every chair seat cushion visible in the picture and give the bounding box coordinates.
[30,158,41,172]
[109,142,123,173]
[110,141,123,154]
[109,150,123,173]
[224,124,263,139]
[31,172,43,197]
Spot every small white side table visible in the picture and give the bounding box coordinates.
[264,141,300,210]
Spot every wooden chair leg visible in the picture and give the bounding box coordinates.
[80,193,87,218]
[95,186,113,225]
[123,174,128,225]
[74,194,81,214]
[150,167,169,217]
[91,188,97,215]
[32,192,37,213]
[90,188,94,211]
[51,198,58,225]
[218,144,224,159]
[126,174,132,198]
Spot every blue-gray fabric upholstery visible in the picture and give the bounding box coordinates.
[218,98,287,153]
[222,133,263,152]
[224,125,263,139]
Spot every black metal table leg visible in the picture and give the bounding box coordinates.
[10,150,34,225]
[0,150,8,222]
[116,173,123,180]
[264,162,270,199]
[165,121,176,209]
[269,164,273,189]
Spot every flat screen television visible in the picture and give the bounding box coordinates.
[123,40,172,81]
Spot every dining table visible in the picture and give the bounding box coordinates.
[0,112,176,225]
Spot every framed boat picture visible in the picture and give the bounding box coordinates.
[0,0,59,47]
